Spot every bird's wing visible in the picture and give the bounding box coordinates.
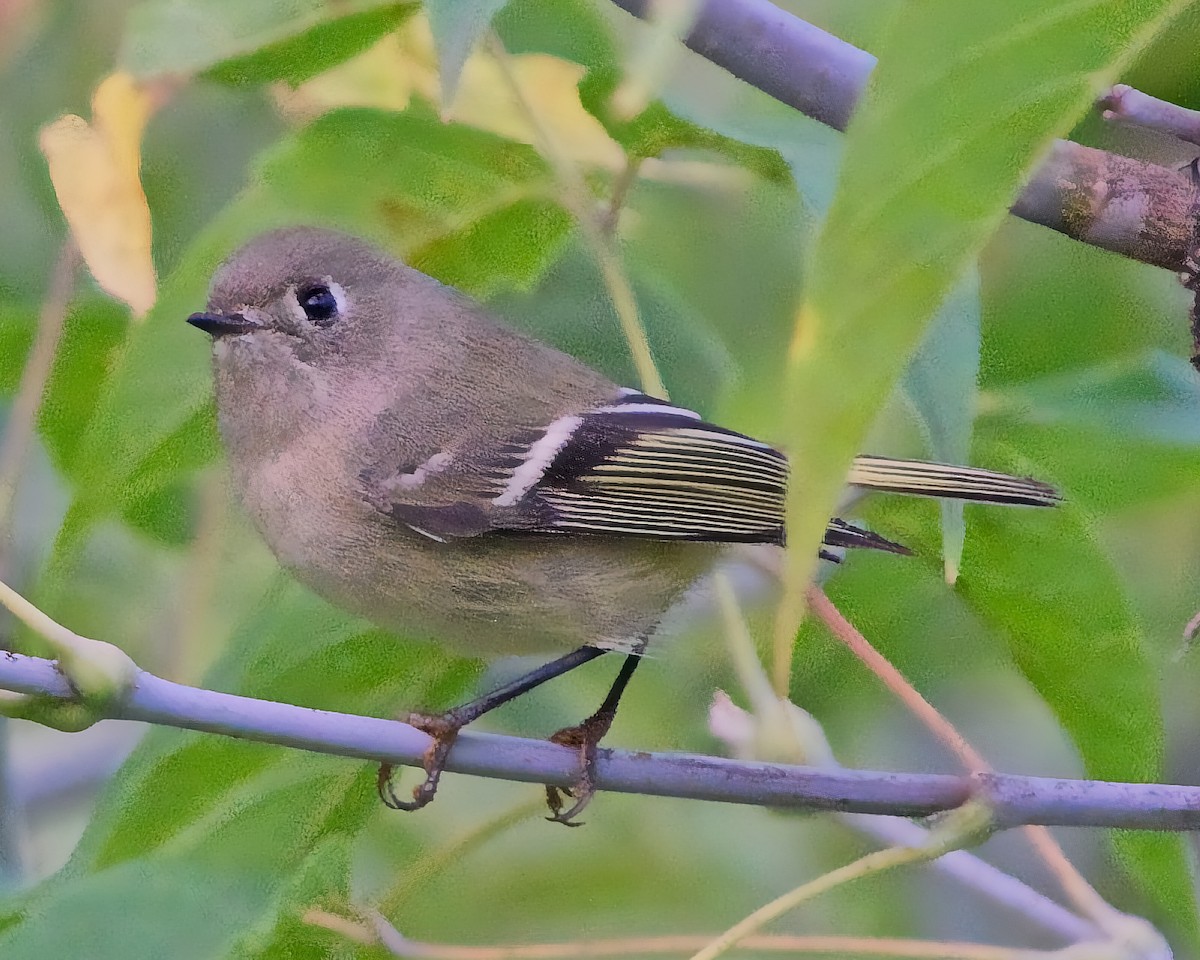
[487,390,793,543]
[480,391,909,556]
[374,390,1055,549]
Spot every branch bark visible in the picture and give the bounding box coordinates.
[3,651,1200,831]
[608,0,1200,272]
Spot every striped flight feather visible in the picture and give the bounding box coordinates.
[554,515,773,534]
[543,494,780,526]
[623,442,788,475]
[549,518,778,538]
[647,432,782,458]
[583,469,782,494]
[578,483,784,510]
[668,427,776,451]
[606,453,775,479]
[847,458,1058,506]
[636,443,786,477]
[543,522,736,537]
[850,463,1038,486]
[592,461,784,488]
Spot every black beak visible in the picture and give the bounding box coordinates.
[187,312,259,337]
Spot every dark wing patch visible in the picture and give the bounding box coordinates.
[510,403,788,544]
[387,501,493,541]
[487,393,910,555]
[480,395,762,543]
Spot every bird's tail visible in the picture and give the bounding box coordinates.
[847,456,1060,507]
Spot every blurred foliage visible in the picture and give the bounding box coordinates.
[1,0,1200,955]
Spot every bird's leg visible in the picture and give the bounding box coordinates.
[379,645,609,812]
[545,651,643,827]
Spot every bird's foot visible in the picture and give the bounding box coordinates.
[377,711,462,812]
[544,712,614,827]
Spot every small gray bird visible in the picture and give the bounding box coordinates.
[188,227,1058,823]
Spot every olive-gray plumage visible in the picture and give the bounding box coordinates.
[199,227,717,655]
[193,227,1058,659]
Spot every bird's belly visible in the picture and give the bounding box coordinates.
[337,528,718,657]
[232,448,718,656]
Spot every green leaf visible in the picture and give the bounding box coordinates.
[411,197,573,298]
[71,585,467,874]
[0,860,273,959]
[901,270,982,582]
[37,299,130,480]
[230,835,357,959]
[576,66,789,179]
[493,0,617,71]
[120,0,408,79]
[779,0,1194,592]
[204,4,418,88]
[651,41,843,218]
[117,404,222,545]
[993,350,1200,445]
[958,456,1200,944]
[0,586,475,953]
[0,306,35,394]
[978,417,1200,514]
[427,0,512,104]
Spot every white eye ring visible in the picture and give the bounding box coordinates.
[288,279,350,326]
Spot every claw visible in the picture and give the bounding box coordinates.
[376,713,462,812]
[545,781,593,826]
[543,718,606,826]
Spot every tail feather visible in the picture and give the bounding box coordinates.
[823,517,912,557]
[847,456,1060,507]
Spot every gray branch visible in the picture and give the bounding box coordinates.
[1101,83,1200,148]
[3,651,1200,831]
[609,0,1200,272]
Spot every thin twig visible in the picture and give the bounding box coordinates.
[686,845,946,960]
[805,586,988,772]
[376,797,545,917]
[0,239,79,546]
[602,155,644,236]
[1100,83,1200,147]
[487,34,667,399]
[607,0,1200,273]
[712,584,1095,942]
[804,587,1120,928]
[843,814,1099,944]
[312,909,1048,960]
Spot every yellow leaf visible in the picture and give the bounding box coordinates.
[275,30,438,120]
[283,15,623,171]
[40,72,156,317]
[450,52,624,170]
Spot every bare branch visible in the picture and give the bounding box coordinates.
[1013,139,1199,271]
[1100,83,1200,147]
[608,0,1200,272]
[2,651,1200,831]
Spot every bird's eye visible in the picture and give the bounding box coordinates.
[297,284,339,326]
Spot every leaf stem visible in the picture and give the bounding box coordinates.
[805,586,1122,928]
[0,239,79,550]
[486,34,667,399]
